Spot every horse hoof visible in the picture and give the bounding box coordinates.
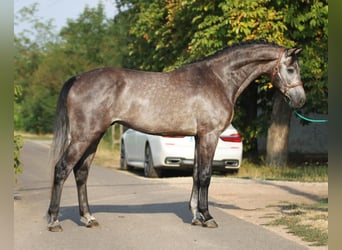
[86,219,99,228]
[82,215,99,228]
[47,221,63,232]
[191,218,203,226]
[202,219,218,228]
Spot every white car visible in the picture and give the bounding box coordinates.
[120,125,243,177]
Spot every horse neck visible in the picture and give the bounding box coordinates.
[206,45,282,104]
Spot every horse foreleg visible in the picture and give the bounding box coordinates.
[189,136,202,225]
[198,165,217,228]
[197,133,219,228]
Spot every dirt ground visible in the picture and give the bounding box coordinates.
[161,176,328,250]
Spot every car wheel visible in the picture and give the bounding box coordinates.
[120,140,129,170]
[144,144,161,178]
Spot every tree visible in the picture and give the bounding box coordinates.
[265,0,328,165]
[115,0,289,149]
[60,3,125,71]
[115,0,328,165]
[14,3,125,134]
[266,92,292,165]
[14,1,327,166]
[14,3,59,133]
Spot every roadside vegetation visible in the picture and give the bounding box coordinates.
[265,199,328,246]
[235,159,328,182]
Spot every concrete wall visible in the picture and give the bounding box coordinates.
[258,113,328,155]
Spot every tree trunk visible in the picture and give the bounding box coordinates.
[266,91,292,166]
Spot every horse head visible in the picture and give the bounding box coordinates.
[272,48,306,109]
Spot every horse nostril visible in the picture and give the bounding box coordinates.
[299,97,306,107]
[294,97,306,109]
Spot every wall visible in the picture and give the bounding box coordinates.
[258,113,328,159]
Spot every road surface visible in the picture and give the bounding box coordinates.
[14,140,308,250]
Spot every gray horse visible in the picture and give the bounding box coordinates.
[47,41,305,232]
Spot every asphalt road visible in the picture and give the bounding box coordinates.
[14,140,307,250]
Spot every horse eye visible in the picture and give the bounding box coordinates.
[287,68,295,74]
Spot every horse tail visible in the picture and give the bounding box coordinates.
[49,76,76,169]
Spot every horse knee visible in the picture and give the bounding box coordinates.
[199,169,211,187]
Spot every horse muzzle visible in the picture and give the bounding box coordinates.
[284,83,306,109]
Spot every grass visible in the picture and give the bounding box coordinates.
[265,199,328,246]
[234,159,328,182]
[93,139,121,169]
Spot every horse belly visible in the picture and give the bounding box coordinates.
[115,95,198,136]
[123,107,197,135]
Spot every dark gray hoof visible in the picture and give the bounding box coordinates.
[47,221,63,232]
[202,218,218,228]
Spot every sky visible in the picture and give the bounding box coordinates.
[14,0,118,35]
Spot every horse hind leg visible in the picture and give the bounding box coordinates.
[47,138,99,232]
[73,135,104,228]
[48,152,75,232]
[74,155,99,228]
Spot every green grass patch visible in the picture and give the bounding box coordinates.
[268,216,328,246]
[266,199,328,246]
[235,159,328,182]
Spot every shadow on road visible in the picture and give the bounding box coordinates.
[259,181,326,203]
[59,201,192,226]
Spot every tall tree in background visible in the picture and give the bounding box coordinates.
[14,1,327,166]
[14,3,59,133]
[14,3,125,133]
[266,0,328,165]
[115,0,327,165]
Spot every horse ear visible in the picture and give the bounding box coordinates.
[294,48,303,56]
[286,48,302,57]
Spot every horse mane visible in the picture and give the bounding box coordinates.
[215,40,281,55]
[189,40,283,65]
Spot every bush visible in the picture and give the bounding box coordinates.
[14,135,23,176]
